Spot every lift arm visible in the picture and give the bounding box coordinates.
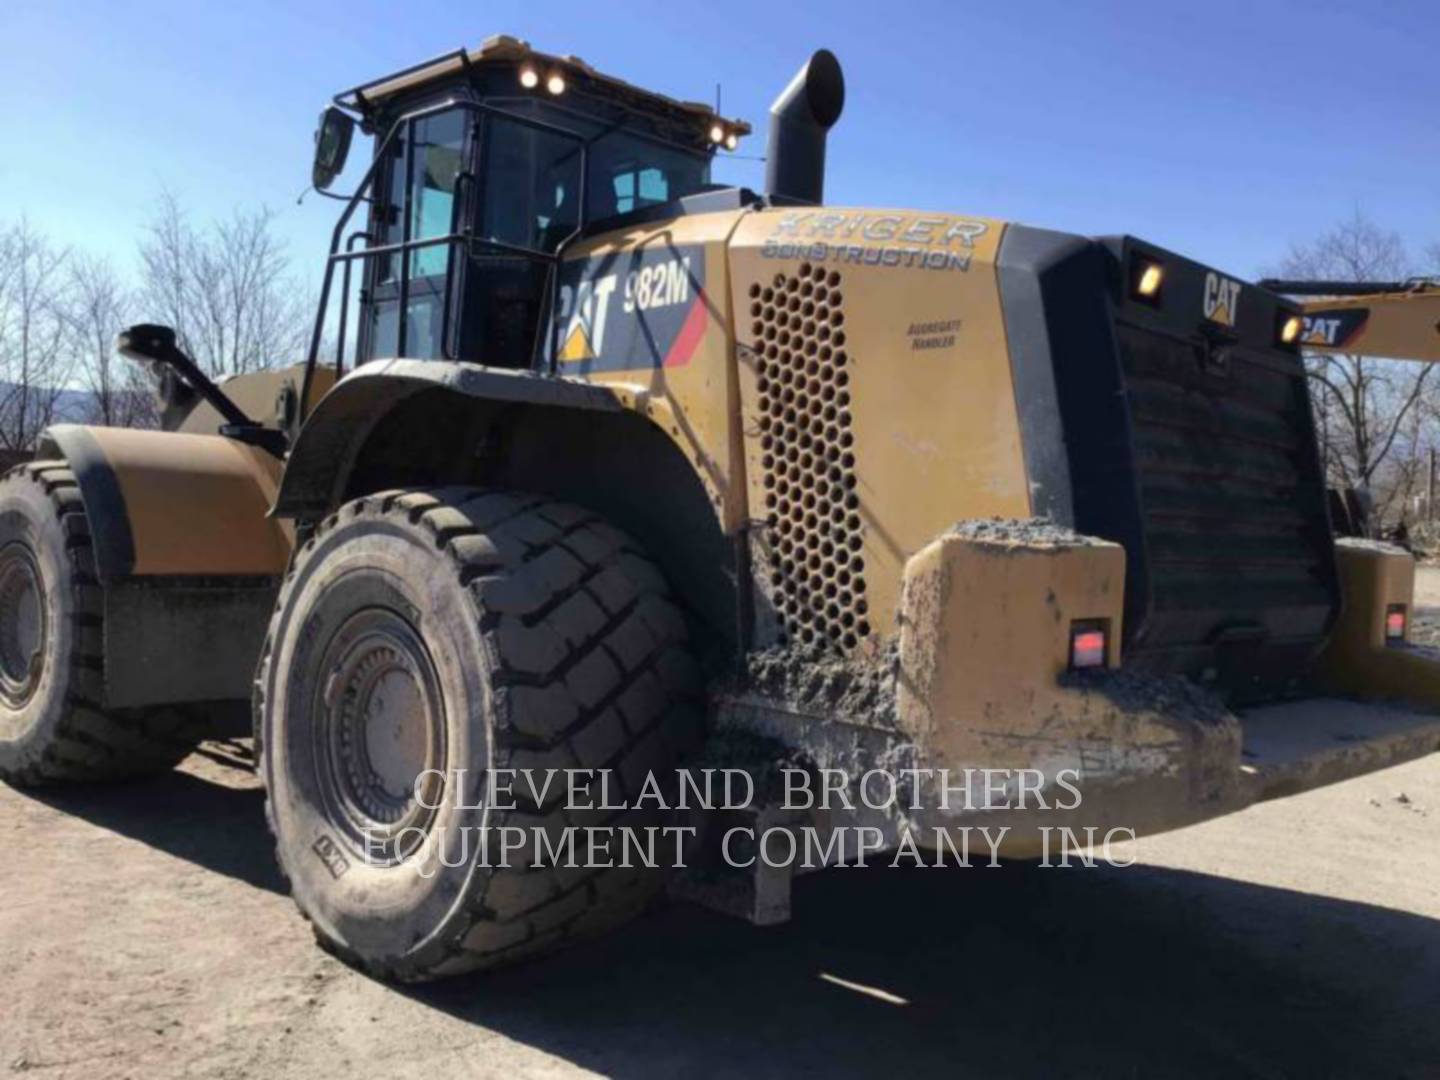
[1260,278,1440,362]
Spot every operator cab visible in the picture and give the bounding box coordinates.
[308,35,750,374]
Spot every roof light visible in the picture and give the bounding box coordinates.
[1069,622,1109,670]
[1386,604,1407,645]
[1134,261,1164,301]
[709,122,725,144]
[1280,314,1303,345]
[546,72,566,95]
[724,131,739,151]
[518,66,539,89]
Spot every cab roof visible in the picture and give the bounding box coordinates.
[334,34,751,137]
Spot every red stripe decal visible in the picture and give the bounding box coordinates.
[662,290,709,368]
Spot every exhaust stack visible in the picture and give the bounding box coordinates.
[764,50,845,205]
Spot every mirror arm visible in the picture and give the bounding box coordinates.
[304,185,371,204]
[116,325,287,456]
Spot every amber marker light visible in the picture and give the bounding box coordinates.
[1135,261,1164,300]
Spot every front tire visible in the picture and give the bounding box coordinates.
[256,488,702,980]
[0,463,206,785]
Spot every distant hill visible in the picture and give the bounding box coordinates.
[0,384,107,425]
[0,385,106,467]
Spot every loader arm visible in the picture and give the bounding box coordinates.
[1259,278,1440,362]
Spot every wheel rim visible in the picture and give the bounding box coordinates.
[312,607,447,865]
[0,543,46,708]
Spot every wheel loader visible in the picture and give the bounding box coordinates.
[3,35,1439,980]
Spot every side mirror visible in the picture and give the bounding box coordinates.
[312,106,355,191]
[116,323,178,363]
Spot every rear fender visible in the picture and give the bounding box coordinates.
[273,360,741,654]
[273,359,730,523]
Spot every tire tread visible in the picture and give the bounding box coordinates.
[254,485,702,980]
[0,463,206,786]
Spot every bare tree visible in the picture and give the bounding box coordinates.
[137,192,311,378]
[0,221,75,449]
[1274,210,1434,529]
[65,253,158,429]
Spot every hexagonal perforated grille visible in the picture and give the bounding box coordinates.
[751,263,870,650]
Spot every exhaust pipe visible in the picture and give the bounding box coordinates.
[764,49,845,206]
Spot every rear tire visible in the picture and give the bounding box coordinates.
[255,488,702,980]
[0,463,207,785]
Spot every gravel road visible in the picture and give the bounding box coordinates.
[2,574,1438,1079]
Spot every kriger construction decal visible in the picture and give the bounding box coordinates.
[553,244,708,373]
[1202,271,1242,328]
[762,212,987,273]
[1300,308,1370,350]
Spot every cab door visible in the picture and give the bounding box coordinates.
[361,109,470,361]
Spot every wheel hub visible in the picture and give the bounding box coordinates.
[0,543,45,707]
[315,608,446,863]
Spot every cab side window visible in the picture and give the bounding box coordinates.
[366,109,469,359]
[375,111,467,284]
[612,167,669,214]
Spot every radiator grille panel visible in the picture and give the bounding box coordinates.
[752,264,871,651]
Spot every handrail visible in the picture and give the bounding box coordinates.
[298,95,593,426]
[334,230,373,378]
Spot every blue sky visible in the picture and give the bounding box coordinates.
[4,0,1435,286]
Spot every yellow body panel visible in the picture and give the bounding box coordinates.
[556,205,1030,648]
[1316,541,1440,704]
[561,212,749,531]
[888,530,1238,857]
[727,207,1029,643]
[176,365,336,437]
[897,532,1126,768]
[87,427,291,577]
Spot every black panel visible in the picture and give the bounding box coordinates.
[105,576,278,708]
[1115,323,1339,689]
[996,226,1152,642]
[998,229,1340,699]
[996,226,1081,524]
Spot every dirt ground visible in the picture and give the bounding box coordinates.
[2,575,1439,1078]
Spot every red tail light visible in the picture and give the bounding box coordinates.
[1385,605,1407,645]
[1070,623,1108,669]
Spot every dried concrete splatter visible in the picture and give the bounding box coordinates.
[1060,668,1232,727]
[736,638,900,726]
[947,517,1102,548]
[1334,537,1411,556]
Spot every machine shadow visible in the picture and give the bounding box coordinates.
[24,757,1440,1075]
[403,861,1440,1077]
[24,745,286,895]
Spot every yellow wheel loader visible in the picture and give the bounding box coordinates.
[3,35,1439,980]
